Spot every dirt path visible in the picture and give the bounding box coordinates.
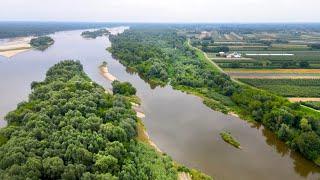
[288,98,320,102]
[187,39,224,73]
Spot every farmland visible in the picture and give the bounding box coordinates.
[190,25,320,69]
[238,79,320,97]
[187,24,320,104]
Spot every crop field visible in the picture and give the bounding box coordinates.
[224,68,320,74]
[214,51,320,69]
[225,68,320,79]
[239,79,320,97]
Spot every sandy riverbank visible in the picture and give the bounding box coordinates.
[107,26,129,35]
[0,37,32,58]
[100,65,117,81]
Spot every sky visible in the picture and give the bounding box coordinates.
[0,0,319,23]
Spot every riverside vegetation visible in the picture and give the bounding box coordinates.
[0,60,213,179]
[220,131,241,149]
[110,28,320,165]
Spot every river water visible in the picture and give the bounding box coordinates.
[0,28,319,180]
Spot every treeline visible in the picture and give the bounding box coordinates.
[30,36,55,51]
[0,60,179,179]
[0,22,112,39]
[110,29,320,165]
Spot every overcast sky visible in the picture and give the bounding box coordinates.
[0,0,319,23]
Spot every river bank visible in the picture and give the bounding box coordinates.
[108,28,320,179]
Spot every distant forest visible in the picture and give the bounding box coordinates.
[0,22,115,39]
[2,22,320,40]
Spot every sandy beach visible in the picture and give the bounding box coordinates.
[0,37,32,58]
[107,26,129,35]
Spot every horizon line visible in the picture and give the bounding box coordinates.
[1,20,320,24]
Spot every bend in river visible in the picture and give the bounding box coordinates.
[0,28,319,180]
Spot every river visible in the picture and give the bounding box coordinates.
[0,28,319,180]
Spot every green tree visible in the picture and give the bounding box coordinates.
[43,157,65,179]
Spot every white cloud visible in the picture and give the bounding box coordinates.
[0,0,319,22]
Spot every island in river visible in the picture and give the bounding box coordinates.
[30,36,55,51]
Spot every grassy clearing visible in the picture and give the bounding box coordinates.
[220,131,241,149]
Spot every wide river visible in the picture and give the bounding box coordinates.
[0,28,319,180]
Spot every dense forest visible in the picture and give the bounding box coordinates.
[110,29,320,165]
[30,36,55,51]
[0,60,180,179]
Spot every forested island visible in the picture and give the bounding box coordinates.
[0,60,214,179]
[81,29,110,39]
[30,36,55,50]
[109,29,320,166]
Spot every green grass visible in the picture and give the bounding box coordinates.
[239,79,320,97]
[220,131,241,149]
[301,101,320,110]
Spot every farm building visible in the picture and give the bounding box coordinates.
[227,52,242,58]
[200,31,211,39]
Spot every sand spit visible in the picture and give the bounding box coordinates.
[0,37,32,58]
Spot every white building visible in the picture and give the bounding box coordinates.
[227,52,242,58]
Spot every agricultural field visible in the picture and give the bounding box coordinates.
[188,25,320,108]
[224,68,320,79]
[238,79,320,97]
[189,26,320,69]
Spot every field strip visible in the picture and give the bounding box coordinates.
[288,98,320,102]
[224,68,320,74]
[231,75,320,79]
[211,57,253,60]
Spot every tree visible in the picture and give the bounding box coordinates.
[300,118,312,131]
[94,155,118,173]
[61,164,86,180]
[43,157,65,179]
[295,132,320,160]
[299,61,309,68]
[112,80,136,96]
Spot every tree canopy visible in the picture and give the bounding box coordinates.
[0,60,178,179]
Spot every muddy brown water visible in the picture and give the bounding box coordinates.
[0,29,319,179]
